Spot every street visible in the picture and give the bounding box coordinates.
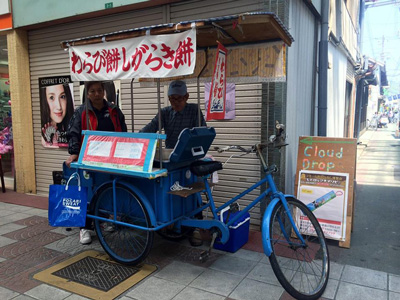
[329,122,400,275]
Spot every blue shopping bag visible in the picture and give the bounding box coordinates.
[48,172,88,227]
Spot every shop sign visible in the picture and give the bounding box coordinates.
[206,43,228,120]
[69,29,196,81]
[297,170,349,241]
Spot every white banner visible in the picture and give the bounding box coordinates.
[69,29,196,81]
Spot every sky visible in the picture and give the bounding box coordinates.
[362,1,400,95]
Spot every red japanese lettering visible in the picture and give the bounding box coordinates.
[160,43,175,69]
[83,52,93,74]
[70,52,83,74]
[102,48,121,73]
[92,51,106,73]
[174,37,194,69]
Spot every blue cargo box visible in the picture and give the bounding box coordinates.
[214,210,250,253]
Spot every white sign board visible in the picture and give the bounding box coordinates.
[297,170,349,241]
[69,29,196,81]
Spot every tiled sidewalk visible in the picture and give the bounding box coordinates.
[0,200,399,300]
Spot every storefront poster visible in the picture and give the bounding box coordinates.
[39,76,75,148]
[206,42,228,121]
[297,170,349,241]
[69,29,196,81]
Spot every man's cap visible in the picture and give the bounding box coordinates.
[168,80,187,96]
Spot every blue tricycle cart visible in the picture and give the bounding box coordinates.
[61,12,330,300]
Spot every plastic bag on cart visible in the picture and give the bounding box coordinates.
[48,172,88,227]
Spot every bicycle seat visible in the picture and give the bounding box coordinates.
[190,160,223,176]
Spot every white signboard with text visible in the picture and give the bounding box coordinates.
[297,170,349,241]
[69,29,196,81]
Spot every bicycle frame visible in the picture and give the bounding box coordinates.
[86,140,306,257]
[183,144,306,256]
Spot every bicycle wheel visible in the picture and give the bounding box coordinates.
[93,183,153,265]
[268,197,329,300]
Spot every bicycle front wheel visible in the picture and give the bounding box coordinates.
[268,197,329,300]
[93,183,154,265]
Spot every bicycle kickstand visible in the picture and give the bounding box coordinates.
[199,231,218,262]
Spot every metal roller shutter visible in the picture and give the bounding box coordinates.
[30,0,283,228]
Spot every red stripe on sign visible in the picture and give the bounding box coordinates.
[317,218,341,225]
[300,216,341,226]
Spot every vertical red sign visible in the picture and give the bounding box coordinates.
[207,43,227,121]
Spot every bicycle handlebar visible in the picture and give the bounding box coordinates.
[214,121,288,154]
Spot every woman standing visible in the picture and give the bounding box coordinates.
[66,81,127,244]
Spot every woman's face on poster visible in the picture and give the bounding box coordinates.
[46,84,67,124]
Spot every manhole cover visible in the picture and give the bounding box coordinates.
[52,256,139,291]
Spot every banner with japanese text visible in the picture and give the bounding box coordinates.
[297,170,349,241]
[206,43,227,120]
[69,29,196,81]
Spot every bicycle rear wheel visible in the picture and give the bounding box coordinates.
[268,197,329,300]
[93,183,153,265]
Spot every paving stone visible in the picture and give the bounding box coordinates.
[0,223,26,235]
[209,255,257,277]
[390,291,400,300]
[230,278,284,300]
[341,265,387,289]
[247,261,281,286]
[44,234,103,255]
[336,281,387,300]
[1,253,69,293]
[155,260,206,285]
[11,247,65,268]
[329,261,345,280]
[390,274,400,293]
[8,295,36,300]
[0,260,28,280]
[126,276,185,300]
[226,248,265,262]
[0,203,33,213]
[50,227,79,236]
[0,241,40,259]
[322,278,339,300]
[173,245,222,268]
[0,236,17,248]
[22,208,48,217]
[64,294,91,300]
[3,223,59,241]
[14,216,48,226]
[189,269,243,296]
[172,286,225,300]
[0,213,33,226]
[25,284,71,300]
[0,286,19,300]
[0,210,18,217]
[24,231,65,247]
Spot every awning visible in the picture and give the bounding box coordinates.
[60,12,294,49]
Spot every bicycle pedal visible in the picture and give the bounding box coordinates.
[199,250,209,262]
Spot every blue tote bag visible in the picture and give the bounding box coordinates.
[48,172,88,227]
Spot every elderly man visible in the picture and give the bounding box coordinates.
[141,80,207,246]
[140,80,206,147]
